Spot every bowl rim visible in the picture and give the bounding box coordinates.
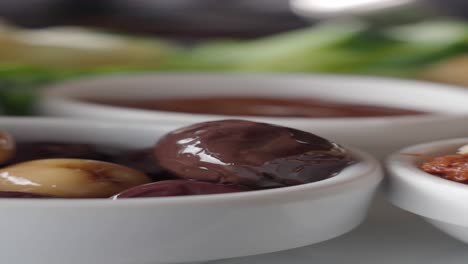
[39,72,468,124]
[386,138,468,226]
[0,117,382,208]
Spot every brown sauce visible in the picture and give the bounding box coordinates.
[421,154,468,184]
[87,97,426,118]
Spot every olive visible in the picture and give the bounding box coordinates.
[112,180,250,199]
[0,191,53,198]
[109,148,176,181]
[9,142,110,165]
[0,159,152,198]
[0,131,15,165]
[154,120,354,188]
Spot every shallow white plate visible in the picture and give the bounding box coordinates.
[0,117,382,264]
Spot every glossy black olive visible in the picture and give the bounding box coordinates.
[112,180,250,198]
[155,120,354,188]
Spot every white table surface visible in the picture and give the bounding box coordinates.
[209,194,468,264]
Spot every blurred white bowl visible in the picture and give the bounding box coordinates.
[0,117,382,264]
[386,138,468,243]
[290,0,416,19]
[37,73,468,157]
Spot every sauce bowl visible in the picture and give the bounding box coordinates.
[37,73,468,158]
[386,138,468,243]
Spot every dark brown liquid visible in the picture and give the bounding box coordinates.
[88,97,426,118]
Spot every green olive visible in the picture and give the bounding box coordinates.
[0,131,15,165]
[0,159,152,198]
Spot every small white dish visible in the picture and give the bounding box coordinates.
[37,73,468,158]
[0,117,382,264]
[386,138,468,243]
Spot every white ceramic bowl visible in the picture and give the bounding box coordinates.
[386,138,468,243]
[0,117,382,264]
[37,73,468,158]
